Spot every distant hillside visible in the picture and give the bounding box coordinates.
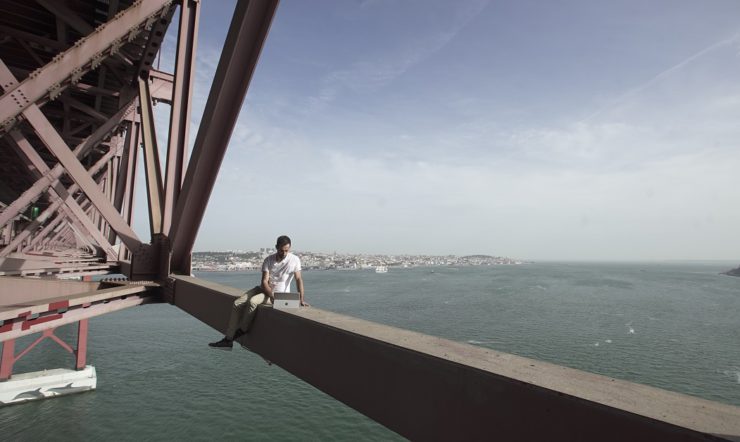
[722,265,740,277]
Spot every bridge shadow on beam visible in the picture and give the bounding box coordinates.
[170,275,740,442]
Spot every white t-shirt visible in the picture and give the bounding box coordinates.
[262,253,302,293]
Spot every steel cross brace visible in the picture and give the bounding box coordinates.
[0,85,137,234]
[0,0,174,130]
[0,58,142,249]
[5,131,119,258]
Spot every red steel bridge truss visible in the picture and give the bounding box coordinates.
[0,0,278,380]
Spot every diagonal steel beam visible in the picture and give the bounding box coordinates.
[121,122,140,260]
[169,0,280,274]
[23,211,65,253]
[0,94,136,231]
[49,222,74,249]
[0,0,173,130]
[6,131,118,258]
[68,223,94,252]
[0,60,141,252]
[58,94,109,122]
[110,122,136,246]
[148,70,174,104]
[162,0,200,235]
[72,83,120,99]
[0,62,134,224]
[105,147,120,240]
[35,0,135,73]
[23,106,141,252]
[1,196,65,258]
[137,77,164,236]
[112,123,134,215]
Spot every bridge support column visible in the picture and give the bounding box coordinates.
[75,319,89,370]
[0,320,96,405]
[0,339,15,381]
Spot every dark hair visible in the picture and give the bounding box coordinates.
[276,235,291,248]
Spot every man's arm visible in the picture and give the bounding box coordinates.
[261,271,274,301]
[295,271,309,307]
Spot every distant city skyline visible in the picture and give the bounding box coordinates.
[135,1,740,261]
[190,248,738,265]
[191,249,525,272]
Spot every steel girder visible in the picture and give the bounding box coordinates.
[137,76,164,237]
[162,0,200,236]
[169,0,279,274]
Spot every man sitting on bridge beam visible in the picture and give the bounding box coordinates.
[208,235,308,350]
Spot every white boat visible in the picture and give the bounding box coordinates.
[375,265,388,273]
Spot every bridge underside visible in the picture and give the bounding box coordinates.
[0,1,739,440]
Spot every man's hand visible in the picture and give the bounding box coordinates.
[300,300,310,307]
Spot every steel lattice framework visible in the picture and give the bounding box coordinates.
[0,0,278,390]
[0,0,277,281]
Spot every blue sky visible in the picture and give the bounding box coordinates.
[138,0,740,260]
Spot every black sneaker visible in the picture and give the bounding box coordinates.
[208,337,233,350]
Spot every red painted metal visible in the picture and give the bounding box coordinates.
[48,330,75,354]
[169,0,280,274]
[23,213,64,253]
[0,198,61,258]
[3,129,117,258]
[0,84,138,231]
[22,314,64,331]
[111,122,135,244]
[0,339,15,380]
[138,77,164,236]
[49,301,70,311]
[162,0,200,235]
[2,295,150,342]
[147,70,175,104]
[120,122,141,261]
[22,104,143,253]
[0,322,91,379]
[76,319,89,370]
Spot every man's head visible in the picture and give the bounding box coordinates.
[276,235,291,259]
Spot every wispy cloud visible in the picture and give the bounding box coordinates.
[582,33,740,123]
[312,0,490,108]
[174,2,740,259]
